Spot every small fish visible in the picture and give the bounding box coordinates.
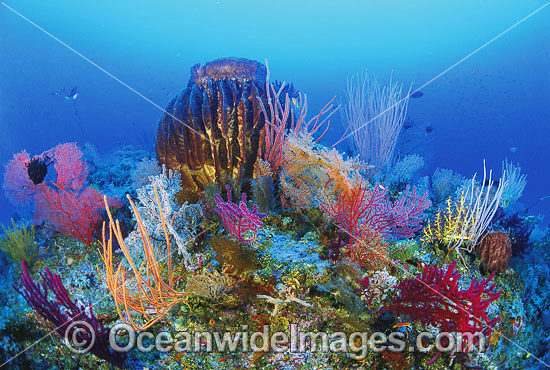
[393,322,412,329]
[410,91,424,99]
[510,146,518,153]
[218,356,231,362]
[483,180,499,187]
[425,125,433,133]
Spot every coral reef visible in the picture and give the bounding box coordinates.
[3,143,121,245]
[1,59,545,370]
[384,261,502,345]
[16,262,124,367]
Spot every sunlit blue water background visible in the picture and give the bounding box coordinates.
[1,0,549,224]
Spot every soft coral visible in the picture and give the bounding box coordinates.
[384,261,502,346]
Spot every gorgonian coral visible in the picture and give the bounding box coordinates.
[214,185,266,245]
[3,143,121,245]
[16,262,124,367]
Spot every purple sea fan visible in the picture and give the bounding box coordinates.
[214,185,267,244]
[15,262,124,368]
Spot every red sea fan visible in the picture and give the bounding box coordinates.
[384,261,502,345]
[3,150,36,207]
[3,143,121,245]
[34,185,116,245]
[321,181,390,246]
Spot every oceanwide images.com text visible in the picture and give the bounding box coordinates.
[65,322,488,360]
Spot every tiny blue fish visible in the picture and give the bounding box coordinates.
[410,91,424,99]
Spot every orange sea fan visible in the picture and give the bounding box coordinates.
[97,184,190,331]
[345,229,391,271]
[280,132,367,210]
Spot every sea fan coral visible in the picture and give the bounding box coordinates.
[125,165,203,267]
[281,132,365,210]
[3,143,121,245]
[214,185,266,244]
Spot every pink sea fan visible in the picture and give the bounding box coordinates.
[383,185,431,239]
[3,142,121,245]
[214,185,266,244]
[51,142,88,191]
[3,150,37,207]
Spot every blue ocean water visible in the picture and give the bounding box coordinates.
[1,1,550,369]
[1,0,548,224]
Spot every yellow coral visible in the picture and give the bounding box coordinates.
[0,219,38,265]
[421,193,473,247]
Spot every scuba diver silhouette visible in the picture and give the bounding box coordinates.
[51,86,84,140]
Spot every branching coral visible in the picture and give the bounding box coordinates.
[422,194,472,247]
[280,132,365,210]
[500,158,527,208]
[98,184,190,331]
[321,181,430,243]
[342,70,412,178]
[3,143,121,245]
[258,60,338,174]
[0,219,39,265]
[384,261,502,347]
[423,162,506,262]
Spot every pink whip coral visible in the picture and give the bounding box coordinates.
[214,185,266,244]
[384,261,502,347]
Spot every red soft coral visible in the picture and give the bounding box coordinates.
[384,261,502,347]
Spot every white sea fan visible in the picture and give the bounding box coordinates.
[124,165,203,268]
[500,158,527,208]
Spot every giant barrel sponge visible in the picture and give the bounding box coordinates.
[155,57,272,193]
